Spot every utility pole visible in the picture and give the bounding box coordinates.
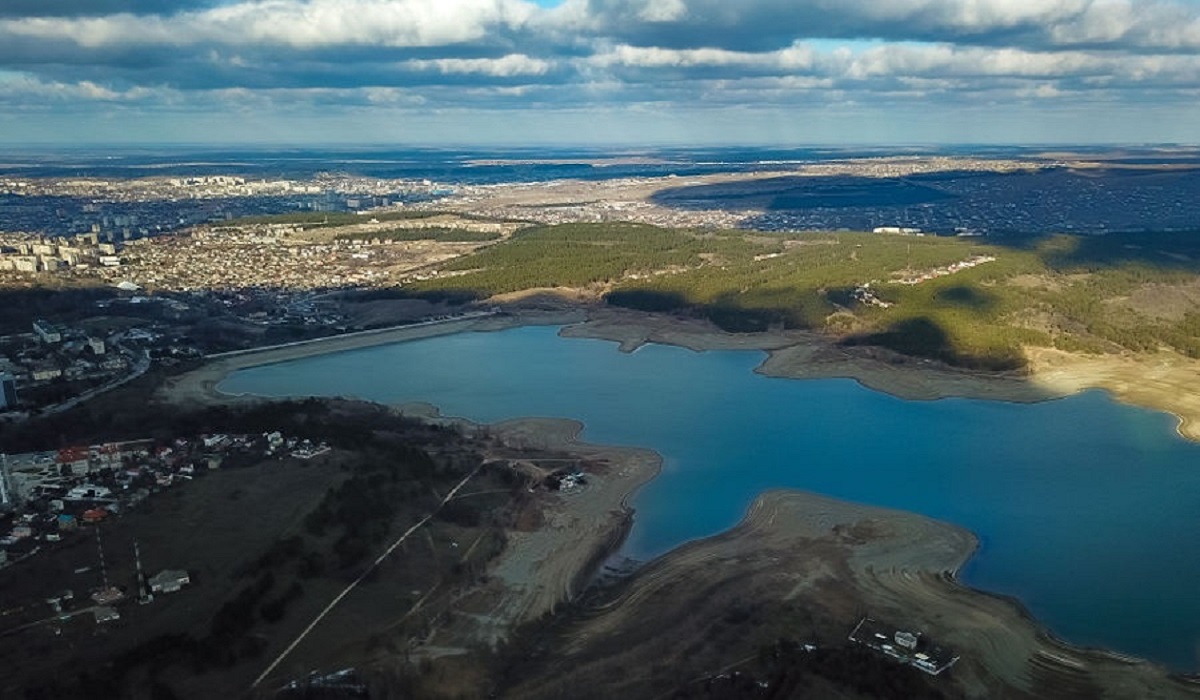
[96,526,109,591]
[0,453,11,509]
[134,539,153,604]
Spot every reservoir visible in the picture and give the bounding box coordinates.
[218,324,1200,671]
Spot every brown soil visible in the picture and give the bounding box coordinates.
[1027,346,1200,441]
[441,418,660,649]
[505,491,1198,700]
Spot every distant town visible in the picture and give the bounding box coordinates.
[2,153,1197,420]
[0,173,443,238]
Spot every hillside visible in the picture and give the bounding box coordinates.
[403,223,1200,371]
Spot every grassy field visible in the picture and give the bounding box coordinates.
[406,223,1200,369]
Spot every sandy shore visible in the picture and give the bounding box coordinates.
[561,305,1049,403]
[1027,346,1200,441]
[366,406,661,651]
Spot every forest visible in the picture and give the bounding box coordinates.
[404,223,1200,370]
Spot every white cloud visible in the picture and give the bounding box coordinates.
[0,71,158,101]
[1,0,1200,142]
[639,0,686,23]
[406,54,553,76]
[570,0,1200,52]
[0,0,540,49]
[589,42,816,71]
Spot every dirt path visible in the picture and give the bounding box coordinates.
[461,417,661,645]
[252,463,485,689]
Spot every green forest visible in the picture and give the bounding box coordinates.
[404,223,1200,370]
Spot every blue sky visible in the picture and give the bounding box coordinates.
[1,0,1199,145]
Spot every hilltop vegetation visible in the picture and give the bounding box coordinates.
[406,223,1200,370]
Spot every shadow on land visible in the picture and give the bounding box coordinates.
[1018,230,1200,273]
[650,174,957,211]
[843,316,1025,372]
[653,166,1200,241]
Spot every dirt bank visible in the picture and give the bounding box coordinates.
[462,418,661,645]
[507,490,1198,700]
[562,305,1200,441]
[1027,346,1200,441]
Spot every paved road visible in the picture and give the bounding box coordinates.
[205,311,496,361]
[38,346,151,416]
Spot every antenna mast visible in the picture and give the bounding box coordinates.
[134,539,154,604]
[95,526,109,590]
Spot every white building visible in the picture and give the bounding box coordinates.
[65,484,112,500]
[33,320,62,344]
[149,569,190,594]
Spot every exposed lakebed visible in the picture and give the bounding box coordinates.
[218,324,1200,671]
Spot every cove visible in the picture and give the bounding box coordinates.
[218,324,1200,671]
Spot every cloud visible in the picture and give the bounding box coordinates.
[564,0,1200,52]
[0,71,159,103]
[0,0,221,18]
[0,0,1199,143]
[0,0,538,50]
[405,54,554,76]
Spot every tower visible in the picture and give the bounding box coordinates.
[95,526,109,590]
[134,539,153,604]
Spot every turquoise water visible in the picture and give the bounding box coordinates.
[219,325,1200,671]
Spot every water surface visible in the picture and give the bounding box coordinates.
[219,325,1200,670]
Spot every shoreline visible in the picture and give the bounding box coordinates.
[154,304,1200,681]
[162,303,1200,444]
[388,407,662,647]
[559,306,1200,443]
[157,309,584,406]
[522,488,1198,699]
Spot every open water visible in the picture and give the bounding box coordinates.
[218,325,1200,670]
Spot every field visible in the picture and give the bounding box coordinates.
[0,399,539,699]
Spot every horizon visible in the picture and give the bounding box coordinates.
[1,141,1198,153]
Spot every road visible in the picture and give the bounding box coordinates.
[38,345,151,416]
[205,310,497,361]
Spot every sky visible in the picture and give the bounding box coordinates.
[1,0,1199,146]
